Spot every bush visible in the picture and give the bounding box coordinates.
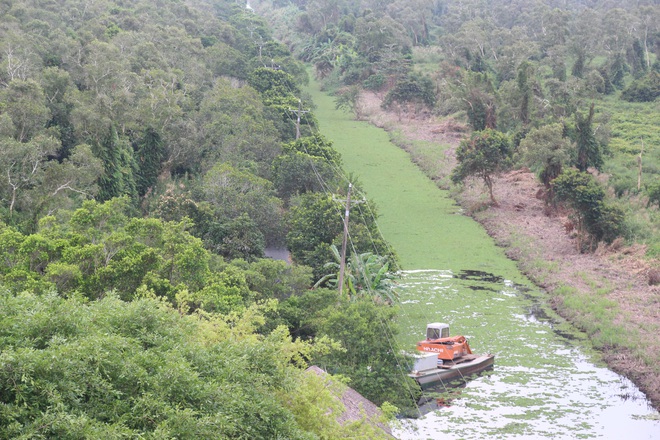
[591,201,626,244]
[646,179,660,208]
[553,169,626,249]
[621,71,660,102]
[363,73,385,91]
[648,268,660,286]
[382,72,436,110]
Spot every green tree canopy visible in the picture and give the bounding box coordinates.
[553,168,625,250]
[572,104,604,172]
[202,162,284,247]
[0,291,391,439]
[382,72,436,112]
[313,297,417,409]
[451,129,511,205]
[519,123,572,188]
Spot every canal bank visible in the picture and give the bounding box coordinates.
[347,88,660,413]
[303,79,660,439]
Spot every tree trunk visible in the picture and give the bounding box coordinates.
[485,175,497,205]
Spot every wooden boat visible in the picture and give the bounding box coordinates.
[408,323,495,389]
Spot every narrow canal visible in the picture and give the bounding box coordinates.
[304,81,660,439]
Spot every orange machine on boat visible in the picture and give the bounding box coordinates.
[416,323,472,361]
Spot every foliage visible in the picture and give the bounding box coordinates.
[210,214,266,262]
[451,129,511,205]
[272,134,342,201]
[272,151,336,201]
[286,191,394,280]
[569,104,604,172]
[195,79,281,175]
[281,133,342,167]
[247,67,318,141]
[457,72,498,131]
[382,72,436,112]
[0,290,388,439]
[590,201,626,244]
[519,124,572,189]
[239,258,313,302]
[313,297,418,409]
[94,124,137,202]
[135,128,165,197]
[552,168,625,250]
[248,67,301,103]
[0,199,209,301]
[286,192,344,278]
[315,245,398,304]
[0,79,50,143]
[647,179,660,209]
[202,163,284,247]
[335,85,362,118]
[621,71,660,102]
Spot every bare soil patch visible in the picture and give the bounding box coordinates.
[359,91,660,410]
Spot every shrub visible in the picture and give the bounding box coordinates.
[646,179,660,208]
[648,268,660,286]
[382,72,436,110]
[621,71,660,102]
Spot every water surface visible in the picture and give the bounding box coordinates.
[393,270,659,439]
[304,79,660,439]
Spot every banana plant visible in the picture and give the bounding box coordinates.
[314,244,399,304]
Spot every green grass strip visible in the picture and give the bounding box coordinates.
[304,80,525,281]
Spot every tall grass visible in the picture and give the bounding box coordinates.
[597,96,660,255]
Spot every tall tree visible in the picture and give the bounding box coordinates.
[573,104,603,172]
[202,162,284,246]
[0,135,58,219]
[458,72,498,131]
[135,127,164,197]
[41,67,77,159]
[1,79,50,142]
[519,124,571,201]
[451,129,511,205]
[516,61,533,126]
[93,124,123,202]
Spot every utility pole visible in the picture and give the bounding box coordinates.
[338,183,352,297]
[289,99,309,139]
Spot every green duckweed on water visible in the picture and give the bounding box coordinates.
[304,81,529,280]
[304,78,660,439]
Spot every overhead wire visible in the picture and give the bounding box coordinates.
[240,7,435,415]
[293,91,428,414]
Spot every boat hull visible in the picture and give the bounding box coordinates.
[409,354,495,389]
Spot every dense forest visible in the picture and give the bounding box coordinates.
[0,0,408,438]
[1,0,659,436]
